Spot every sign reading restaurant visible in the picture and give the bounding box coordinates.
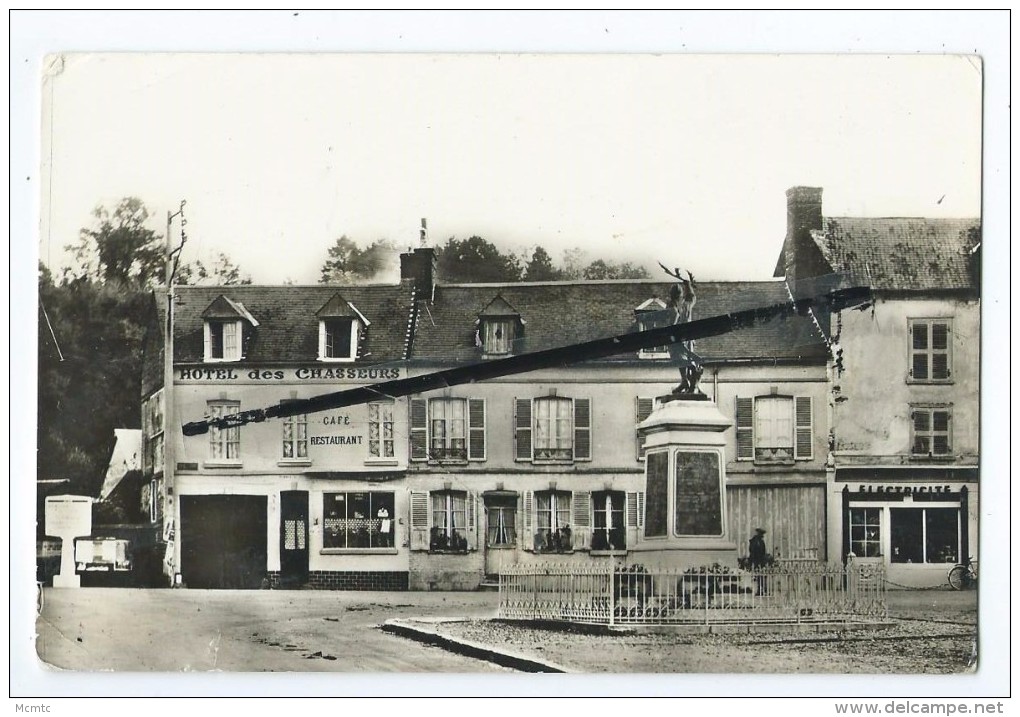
[176,366,404,382]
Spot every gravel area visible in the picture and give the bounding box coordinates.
[420,608,977,674]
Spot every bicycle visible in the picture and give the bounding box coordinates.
[948,557,977,590]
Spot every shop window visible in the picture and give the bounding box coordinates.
[591,491,626,551]
[849,508,881,558]
[485,496,517,547]
[323,492,394,549]
[890,508,959,564]
[367,401,395,460]
[431,491,469,553]
[909,319,952,382]
[735,395,813,463]
[410,397,485,462]
[207,401,240,462]
[514,395,591,462]
[911,406,952,457]
[281,412,308,460]
[674,450,723,537]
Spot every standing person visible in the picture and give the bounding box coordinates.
[748,528,769,595]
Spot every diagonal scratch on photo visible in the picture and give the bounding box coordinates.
[36,53,980,675]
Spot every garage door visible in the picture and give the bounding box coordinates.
[180,495,267,589]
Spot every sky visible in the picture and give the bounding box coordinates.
[11,10,1011,703]
[38,51,982,285]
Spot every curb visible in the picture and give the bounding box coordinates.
[381,619,570,673]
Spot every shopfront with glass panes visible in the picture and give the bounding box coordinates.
[838,479,977,588]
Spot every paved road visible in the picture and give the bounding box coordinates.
[36,588,511,673]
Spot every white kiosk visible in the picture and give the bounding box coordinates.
[44,495,92,588]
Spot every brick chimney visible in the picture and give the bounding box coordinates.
[783,186,825,285]
[400,247,437,301]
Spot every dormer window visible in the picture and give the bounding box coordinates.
[476,295,523,357]
[202,295,259,363]
[635,298,670,358]
[317,293,369,362]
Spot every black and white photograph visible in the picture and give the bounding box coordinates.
[11,9,1010,711]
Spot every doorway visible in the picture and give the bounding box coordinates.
[483,493,518,579]
[180,495,267,589]
[280,491,309,587]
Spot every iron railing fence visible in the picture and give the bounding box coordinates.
[498,562,887,626]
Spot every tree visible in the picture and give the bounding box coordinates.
[523,246,562,282]
[66,198,164,287]
[182,252,252,286]
[320,236,399,283]
[435,236,523,283]
[582,259,651,280]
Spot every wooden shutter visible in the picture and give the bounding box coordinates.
[636,397,654,460]
[910,321,928,380]
[465,491,478,551]
[467,398,486,461]
[572,491,591,550]
[520,491,534,551]
[574,398,592,461]
[409,491,430,551]
[794,396,813,460]
[626,491,645,548]
[932,322,951,380]
[735,397,754,460]
[409,399,428,461]
[514,398,532,461]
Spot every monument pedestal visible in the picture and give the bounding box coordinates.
[628,393,738,571]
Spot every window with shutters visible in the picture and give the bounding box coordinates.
[591,491,626,551]
[734,395,813,464]
[323,492,395,550]
[410,397,485,463]
[534,491,572,552]
[207,401,241,463]
[911,405,952,457]
[485,496,517,547]
[367,401,395,460]
[517,395,592,463]
[908,319,952,383]
[430,491,470,552]
[480,318,515,355]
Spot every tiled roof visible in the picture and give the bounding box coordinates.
[173,284,414,364]
[813,217,980,292]
[412,280,829,363]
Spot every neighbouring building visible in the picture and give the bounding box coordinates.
[776,186,980,588]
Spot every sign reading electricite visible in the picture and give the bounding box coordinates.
[177,367,403,382]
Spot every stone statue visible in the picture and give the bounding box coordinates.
[659,262,704,396]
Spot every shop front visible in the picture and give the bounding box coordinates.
[836,470,978,589]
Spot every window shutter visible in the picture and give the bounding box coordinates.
[626,491,644,548]
[636,397,654,460]
[409,399,428,461]
[794,396,813,460]
[735,397,754,460]
[465,491,478,551]
[468,398,486,461]
[514,398,532,461]
[572,491,591,550]
[574,398,592,461]
[203,323,212,361]
[409,491,430,551]
[520,491,534,551]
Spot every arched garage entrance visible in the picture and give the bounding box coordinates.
[180,495,267,589]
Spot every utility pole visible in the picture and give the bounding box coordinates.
[164,200,186,586]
